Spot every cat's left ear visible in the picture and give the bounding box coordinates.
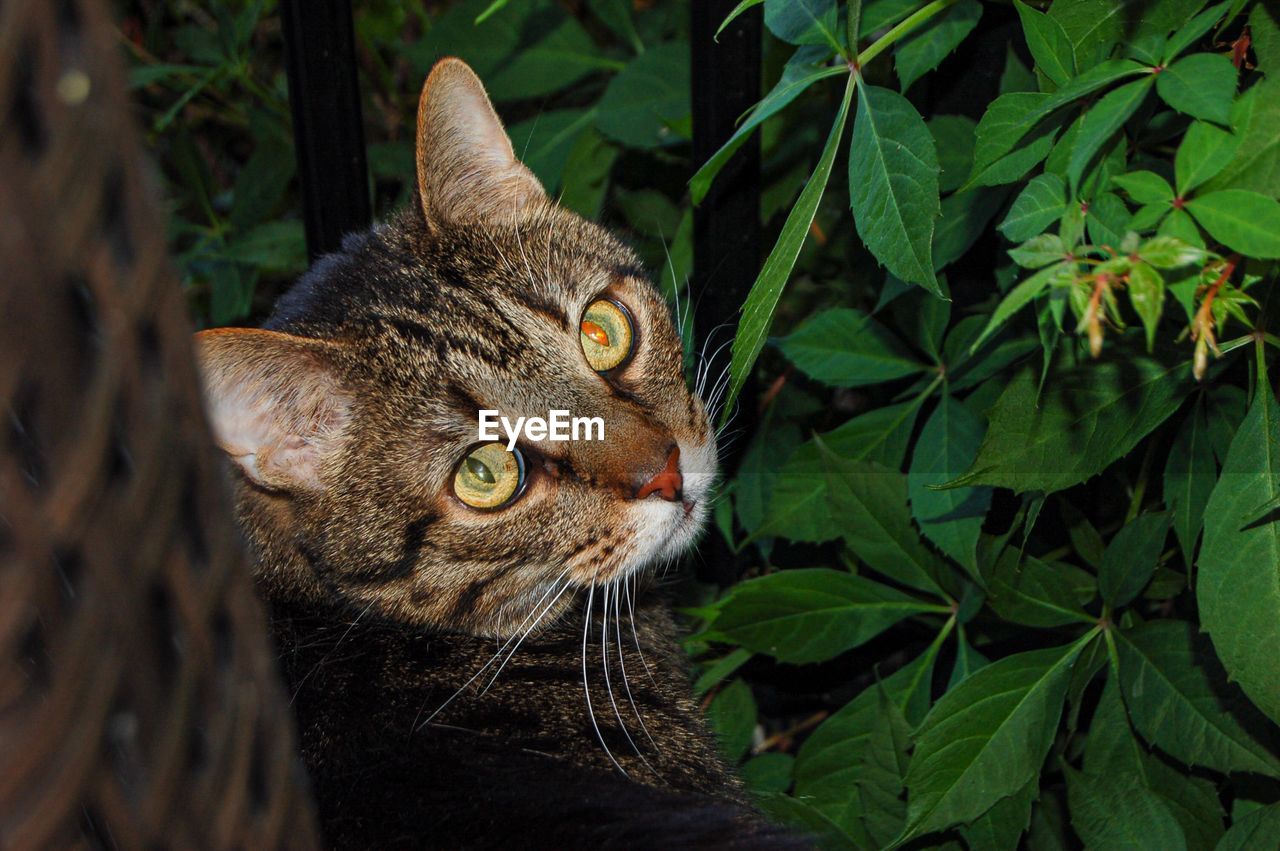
[415,57,546,228]
[193,328,353,493]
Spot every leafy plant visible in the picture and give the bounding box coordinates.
[689,0,1280,847]
[127,0,1280,847]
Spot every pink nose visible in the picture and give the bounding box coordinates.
[635,447,683,501]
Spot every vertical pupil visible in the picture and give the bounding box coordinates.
[582,319,610,347]
[466,456,495,484]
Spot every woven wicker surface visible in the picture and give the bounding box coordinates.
[0,1,320,847]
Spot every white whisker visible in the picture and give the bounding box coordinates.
[615,578,659,753]
[603,582,654,771]
[479,578,574,696]
[415,566,572,730]
[583,584,627,775]
[625,572,658,686]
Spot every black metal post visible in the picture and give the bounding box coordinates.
[691,1,762,585]
[279,0,371,260]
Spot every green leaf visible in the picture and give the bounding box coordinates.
[1164,400,1217,564]
[795,642,941,835]
[765,0,842,49]
[1127,261,1166,351]
[777,307,927,387]
[1009,233,1069,268]
[740,752,794,795]
[753,407,922,546]
[1014,0,1076,87]
[818,399,923,469]
[715,0,765,39]
[1085,191,1130,248]
[856,683,913,846]
[690,47,846,204]
[1162,1,1231,62]
[959,781,1036,851]
[900,638,1090,841]
[1064,763,1188,851]
[859,0,917,37]
[558,128,617,218]
[706,678,757,761]
[1099,511,1171,607]
[987,549,1095,627]
[1185,190,1280,258]
[949,631,989,688]
[1175,119,1241,196]
[1115,621,1280,776]
[894,0,982,91]
[965,92,1060,189]
[1000,173,1068,241]
[736,421,803,534]
[507,108,594,192]
[1251,0,1280,76]
[1067,76,1156,193]
[971,262,1074,352]
[908,396,992,572]
[1156,53,1236,125]
[848,82,942,295]
[1138,235,1208,268]
[1086,678,1226,851]
[1000,42,1038,93]
[224,220,307,274]
[595,42,691,149]
[756,794,863,849]
[588,0,644,51]
[1046,0,1135,68]
[723,75,854,422]
[412,0,617,102]
[1112,170,1175,205]
[694,648,753,697]
[1198,376,1280,725]
[821,446,950,595]
[707,569,941,663]
[1202,79,1280,200]
[1216,802,1280,851]
[929,115,976,194]
[953,357,1194,494]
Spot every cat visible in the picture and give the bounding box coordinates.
[194,58,803,849]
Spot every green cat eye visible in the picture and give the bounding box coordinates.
[454,443,525,510]
[580,298,634,372]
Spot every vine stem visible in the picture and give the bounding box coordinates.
[856,0,959,68]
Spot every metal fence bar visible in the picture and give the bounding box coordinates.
[279,0,371,260]
[691,1,762,584]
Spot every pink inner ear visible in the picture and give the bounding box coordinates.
[415,58,546,226]
[195,329,352,493]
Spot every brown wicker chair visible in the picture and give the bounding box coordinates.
[0,1,321,847]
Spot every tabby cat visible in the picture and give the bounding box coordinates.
[195,58,800,848]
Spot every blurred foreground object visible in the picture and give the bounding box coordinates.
[0,1,319,846]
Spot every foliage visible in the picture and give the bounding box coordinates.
[125,0,1280,847]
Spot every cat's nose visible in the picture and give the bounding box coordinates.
[635,446,682,502]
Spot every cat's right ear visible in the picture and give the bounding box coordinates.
[415,57,546,229]
[193,328,352,493]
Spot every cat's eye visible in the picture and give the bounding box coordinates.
[579,298,634,372]
[453,443,525,510]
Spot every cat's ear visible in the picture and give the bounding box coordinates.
[415,57,546,228]
[193,328,353,493]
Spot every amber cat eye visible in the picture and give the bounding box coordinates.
[579,298,634,372]
[453,443,525,509]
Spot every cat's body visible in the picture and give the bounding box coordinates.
[196,59,799,848]
[273,596,784,848]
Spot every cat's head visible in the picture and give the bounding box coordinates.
[194,59,717,636]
